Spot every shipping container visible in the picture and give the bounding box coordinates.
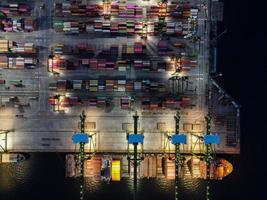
[111,160,121,181]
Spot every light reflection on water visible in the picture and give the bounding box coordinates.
[0,153,233,200]
[181,178,202,192]
[84,177,205,200]
[84,178,101,193]
[0,160,31,192]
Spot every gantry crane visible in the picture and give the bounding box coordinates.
[161,111,221,200]
[127,111,144,200]
[170,111,187,200]
[0,130,11,153]
[72,111,97,200]
[203,114,220,200]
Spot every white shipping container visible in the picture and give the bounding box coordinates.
[63,28,71,31]
[190,9,198,13]
[10,4,18,7]
[63,10,71,13]
[135,60,142,63]
[134,82,141,90]
[118,86,125,92]
[73,85,81,89]
[62,3,71,7]
[16,59,24,62]
[118,66,126,71]
[1,97,10,103]
[25,43,34,46]
[118,80,126,85]
[94,20,103,23]
[64,22,71,25]
[143,61,150,65]
[167,22,175,27]
[16,47,24,52]
[167,29,175,33]
[86,25,94,32]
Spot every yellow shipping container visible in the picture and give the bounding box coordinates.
[111,160,121,181]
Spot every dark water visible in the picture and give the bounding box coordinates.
[0,153,240,200]
[216,0,267,199]
[1,0,266,199]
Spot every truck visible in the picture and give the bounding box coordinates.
[14,83,25,87]
[25,64,36,69]
[9,80,22,84]
[28,96,38,100]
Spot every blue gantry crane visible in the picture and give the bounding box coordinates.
[72,111,96,200]
[127,111,144,200]
[162,111,221,200]
[203,114,220,200]
[170,111,187,200]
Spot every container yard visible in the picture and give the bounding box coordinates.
[0,17,37,32]
[0,39,36,53]
[0,0,239,200]
[0,3,31,16]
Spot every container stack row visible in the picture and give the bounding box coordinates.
[122,42,146,55]
[111,3,143,18]
[142,96,192,110]
[50,55,178,72]
[10,42,36,54]
[148,4,176,17]
[0,18,37,32]
[171,3,198,19]
[53,2,184,18]
[52,79,167,93]
[80,58,115,70]
[53,20,188,36]
[54,3,101,17]
[0,40,36,54]
[0,39,12,53]
[49,55,196,72]
[92,20,185,35]
[48,96,109,108]
[98,44,119,58]
[0,3,31,16]
[52,43,94,55]
[48,95,192,110]
[0,55,36,69]
[120,96,131,110]
[157,40,174,56]
[53,21,85,34]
